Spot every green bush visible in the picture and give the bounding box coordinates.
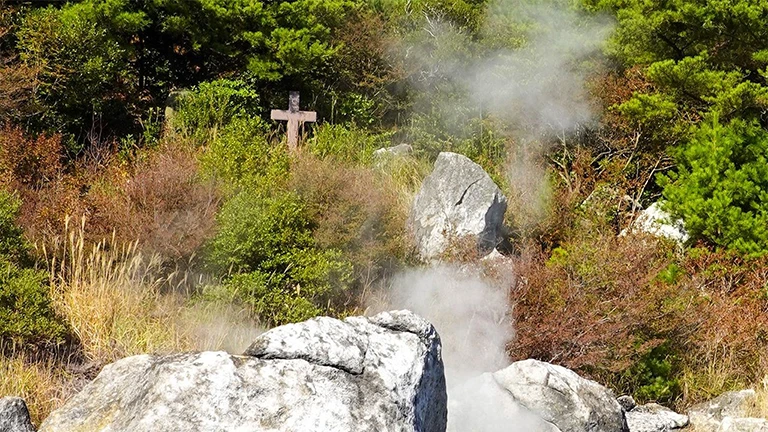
[307,123,390,165]
[0,192,65,346]
[200,117,288,192]
[660,117,768,256]
[207,189,352,326]
[17,2,130,147]
[173,79,260,145]
[0,260,65,345]
[622,342,681,403]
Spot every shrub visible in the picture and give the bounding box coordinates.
[660,117,768,256]
[16,2,132,143]
[289,154,409,304]
[508,234,693,404]
[307,123,389,165]
[0,191,65,347]
[199,117,286,192]
[0,125,63,190]
[172,79,260,146]
[207,189,352,326]
[86,142,220,261]
[0,260,65,346]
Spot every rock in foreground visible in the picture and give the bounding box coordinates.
[39,310,447,432]
[623,401,688,432]
[449,359,628,432]
[0,397,35,432]
[688,389,768,432]
[410,152,507,260]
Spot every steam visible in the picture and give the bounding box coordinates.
[370,262,515,430]
[385,264,512,386]
[183,302,265,354]
[377,2,614,428]
[399,0,613,224]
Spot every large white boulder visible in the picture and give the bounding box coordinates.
[449,359,628,432]
[39,310,447,432]
[0,397,35,432]
[410,152,507,260]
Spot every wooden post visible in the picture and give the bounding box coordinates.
[271,91,317,151]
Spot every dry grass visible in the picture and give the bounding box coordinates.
[0,354,72,426]
[43,217,193,363]
[1,217,261,422]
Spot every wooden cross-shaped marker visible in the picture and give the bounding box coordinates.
[271,91,317,151]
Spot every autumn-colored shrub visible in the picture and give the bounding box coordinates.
[87,142,220,261]
[289,154,410,305]
[509,224,768,408]
[0,125,63,189]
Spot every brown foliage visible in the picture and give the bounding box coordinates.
[0,128,220,261]
[87,143,220,261]
[508,226,768,406]
[289,154,408,295]
[0,63,39,120]
[0,125,81,239]
[509,235,680,373]
[0,124,63,189]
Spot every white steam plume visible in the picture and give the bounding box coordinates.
[400,0,613,224]
[371,264,513,387]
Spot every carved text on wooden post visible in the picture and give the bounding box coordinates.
[270,91,317,151]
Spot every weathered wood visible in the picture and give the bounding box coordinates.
[270,91,317,150]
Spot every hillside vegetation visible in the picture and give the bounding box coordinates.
[2,0,768,423]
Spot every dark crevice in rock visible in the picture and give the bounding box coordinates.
[252,352,365,376]
[370,321,435,345]
[454,178,482,206]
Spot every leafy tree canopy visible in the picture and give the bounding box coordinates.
[15,0,361,144]
[660,116,768,256]
[589,0,768,143]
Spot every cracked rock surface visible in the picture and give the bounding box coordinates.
[39,310,447,432]
[688,390,768,432]
[448,359,628,432]
[409,152,507,260]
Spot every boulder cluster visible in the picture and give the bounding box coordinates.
[3,309,763,432]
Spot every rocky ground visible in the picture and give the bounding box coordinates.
[4,308,766,432]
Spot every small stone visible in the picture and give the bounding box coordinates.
[0,397,35,432]
[618,395,637,412]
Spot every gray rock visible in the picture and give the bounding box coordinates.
[373,144,413,159]
[449,359,628,432]
[618,396,637,412]
[39,310,447,432]
[690,390,757,421]
[717,417,768,432]
[688,390,768,432]
[0,397,35,432]
[624,403,688,432]
[409,152,507,260]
